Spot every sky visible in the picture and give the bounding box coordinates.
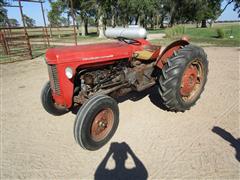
[5,0,240,26]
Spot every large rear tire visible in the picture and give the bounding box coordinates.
[158,45,208,112]
[41,81,68,116]
[74,95,119,151]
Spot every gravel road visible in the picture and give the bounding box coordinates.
[1,47,239,179]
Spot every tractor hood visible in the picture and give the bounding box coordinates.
[45,41,141,65]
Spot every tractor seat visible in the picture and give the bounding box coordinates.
[133,45,161,61]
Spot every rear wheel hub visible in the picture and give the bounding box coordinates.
[180,60,204,101]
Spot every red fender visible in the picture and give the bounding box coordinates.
[156,39,189,69]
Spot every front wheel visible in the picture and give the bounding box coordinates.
[158,45,208,112]
[74,95,119,151]
[41,81,68,116]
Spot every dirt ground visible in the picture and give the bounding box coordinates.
[0,47,239,179]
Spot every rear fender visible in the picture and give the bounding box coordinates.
[155,39,189,69]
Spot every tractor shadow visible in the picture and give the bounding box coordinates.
[71,105,81,115]
[94,142,148,180]
[212,126,240,162]
[116,85,168,111]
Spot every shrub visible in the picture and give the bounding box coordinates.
[165,25,185,38]
[216,28,225,39]
[165,28,173,37]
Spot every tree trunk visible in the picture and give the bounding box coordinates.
[156,14,159,28]
[49,24,53,38]
[170,17,175,27]
[150,14,154,29]
[67,13,70,26]
[111,14,116,27]
[135,15,139,25]
[209,19,213,27]
[160,16,164,28]
[129,17,134,25]
[84,18,88,35]
[196,22,199,28]
[80,15,86,36]
[169,5,176,27]
[124,14,129,27]
[111,5,116,27]
[137,15,141,26]
[76,17,81,37]
[98,14,105,38]
[143,15,147,29]
[201,19,207,28]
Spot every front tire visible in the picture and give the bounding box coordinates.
[158,45,208,112]
[41,81,68,116]
[74,95,119,151]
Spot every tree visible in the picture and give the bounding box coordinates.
[0,0,7,27]
[128,0,155,28]
[48,0,65,27]
[23,14,36,27]
[8,18,19,27]
[95,0,110,37]
[233,0,240,17]
[61,17,69,26]
[68,0,95,36]
[46,0,237,36]
[182,0,222,28]
[200,0,221,28]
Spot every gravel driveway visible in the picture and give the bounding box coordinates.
[1,47,239,179]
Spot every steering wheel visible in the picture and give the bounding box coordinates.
[117,37,141,45]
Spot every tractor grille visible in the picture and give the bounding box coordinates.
[48,64,61,95]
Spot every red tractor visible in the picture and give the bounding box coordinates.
[41,29,208,151]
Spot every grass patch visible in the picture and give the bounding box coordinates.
[149,23,240,47]
[165,25,185,38]
[147,28,165,34]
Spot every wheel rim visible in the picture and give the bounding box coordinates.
[90,108,114,142]
[180,59,204,102]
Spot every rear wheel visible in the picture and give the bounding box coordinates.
[74,95,119,150]
[158,45,208,112]
[41,81,68,116]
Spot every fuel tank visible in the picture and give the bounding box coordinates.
[105,27,147,39]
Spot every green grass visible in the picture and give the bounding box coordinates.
[49,32,106,43]
[149,23,240,47]
[147,28,166,34]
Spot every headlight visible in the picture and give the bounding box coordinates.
[65,67,73,79]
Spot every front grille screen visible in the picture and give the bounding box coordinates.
[48,65,61,95]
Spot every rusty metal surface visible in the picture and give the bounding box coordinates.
[180,65,198,96]
[40,1,50,46]
[180,60,204,102]
[18,0,33,59]
[90,108,114,142]
[0,30,9,55]
[156,39,189,69]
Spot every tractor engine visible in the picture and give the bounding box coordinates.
[73,59,156,105]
